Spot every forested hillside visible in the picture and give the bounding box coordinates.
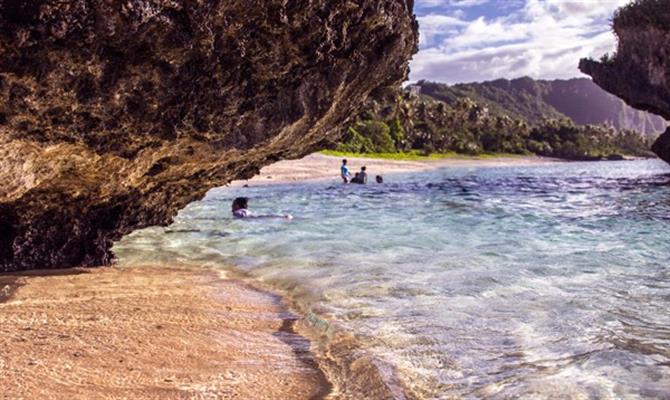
[333,85,657,160]
[415,77,667,136]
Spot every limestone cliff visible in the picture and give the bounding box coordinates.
[0,1,418,271]
[579,0,670,164]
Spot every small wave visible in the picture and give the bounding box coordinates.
[297,308,420,400]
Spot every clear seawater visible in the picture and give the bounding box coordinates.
[115,159,670,399]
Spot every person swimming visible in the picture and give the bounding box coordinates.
[232,197,292,219]
[376,175,384,183]
[232,197,252,218]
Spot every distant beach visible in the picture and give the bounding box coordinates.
[230,153,563,186]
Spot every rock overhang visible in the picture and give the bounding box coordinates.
[0,0,419,271]
[579,0,670,164]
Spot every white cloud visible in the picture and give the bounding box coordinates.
[417,14,470,47]
[442,16,531,49]
[410,0,630,83]
[416,0,490,7]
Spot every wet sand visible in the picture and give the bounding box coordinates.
[232,153,562,186]
[0,266,330,399]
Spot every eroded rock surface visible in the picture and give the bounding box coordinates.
[0,1,418,271]
[579,0,670,164]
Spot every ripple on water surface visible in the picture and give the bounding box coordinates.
[115,160,670,399]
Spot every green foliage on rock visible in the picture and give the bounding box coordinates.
[614,0,670,31]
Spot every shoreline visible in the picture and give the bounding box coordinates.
[0,265,332,399]
[224,267,420,400]
[229,153,564,187]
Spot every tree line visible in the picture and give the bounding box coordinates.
[335,89,655,160]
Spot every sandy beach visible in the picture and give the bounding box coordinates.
[0,266,330,399]
[231,153,562,186]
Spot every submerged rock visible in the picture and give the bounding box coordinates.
[0,1,418,271]
[579,0,670,164]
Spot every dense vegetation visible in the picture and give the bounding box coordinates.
[334,87,657,160]
[613,0,670,30]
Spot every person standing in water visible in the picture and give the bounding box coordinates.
[232,197,292,219]
[341,159,352,183]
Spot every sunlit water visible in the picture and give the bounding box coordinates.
[115,159,670,399]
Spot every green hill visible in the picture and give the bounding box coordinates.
[414,77,667,136]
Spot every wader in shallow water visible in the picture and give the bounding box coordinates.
[341,159,351,183]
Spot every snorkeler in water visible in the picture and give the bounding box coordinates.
[232,197,293,219]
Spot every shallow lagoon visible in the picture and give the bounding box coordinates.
[117,159,670,399]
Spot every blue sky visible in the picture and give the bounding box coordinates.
[410,0,630,84]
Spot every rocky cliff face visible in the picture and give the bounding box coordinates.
[0,1,418,271]
[579,0,670,164]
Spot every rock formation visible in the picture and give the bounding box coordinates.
[579,0,670,164]
[0,1,418,271]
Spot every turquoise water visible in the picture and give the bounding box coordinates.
[116,159,670,399]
